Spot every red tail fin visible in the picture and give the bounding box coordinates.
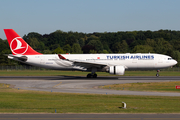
[4,29,42,55]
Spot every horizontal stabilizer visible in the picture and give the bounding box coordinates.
[5,54,27,62]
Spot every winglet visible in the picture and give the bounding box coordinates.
[58,54,66,59]
[4,29,42,55]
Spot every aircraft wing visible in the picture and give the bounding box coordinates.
[58,54,128,69]
[67,59,109,68]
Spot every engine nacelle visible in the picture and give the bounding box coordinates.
[109,66,125,75]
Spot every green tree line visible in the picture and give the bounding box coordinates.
[0,29,180,66]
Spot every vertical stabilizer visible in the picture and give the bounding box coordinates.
[4,29,42,55]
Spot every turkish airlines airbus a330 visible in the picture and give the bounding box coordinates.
[4,29,177,78]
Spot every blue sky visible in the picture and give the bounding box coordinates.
[1,0,180,39]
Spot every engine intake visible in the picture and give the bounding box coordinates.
[109,66,125,75]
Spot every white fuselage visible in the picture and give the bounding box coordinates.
[16,53,177,71]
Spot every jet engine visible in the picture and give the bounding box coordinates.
[109,66,125,75]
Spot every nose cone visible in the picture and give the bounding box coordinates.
[173,60,178,65]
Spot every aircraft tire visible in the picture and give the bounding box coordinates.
[93,74,97,78]
[87,74,92,78]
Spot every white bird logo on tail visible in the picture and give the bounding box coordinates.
[13,39,25,50]
[10,37,28,55]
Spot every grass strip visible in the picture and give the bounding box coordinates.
[100,81,180,92]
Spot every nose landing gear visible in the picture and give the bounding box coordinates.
[156,70,160,77]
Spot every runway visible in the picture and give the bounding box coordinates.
[0,76,180,96]
[1,113,180,120]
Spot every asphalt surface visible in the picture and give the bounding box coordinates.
[0,76,180,96]
[0,113,180,120]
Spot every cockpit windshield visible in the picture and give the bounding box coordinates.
[168,58,172,60]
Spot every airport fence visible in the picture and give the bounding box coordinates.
[0,65,179,71]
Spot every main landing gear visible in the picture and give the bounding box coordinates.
[87,73,97,78]
[156,70,160,77]
[87,67,97,78]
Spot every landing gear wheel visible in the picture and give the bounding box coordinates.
[86,73,97,78]
[156,70,160,77]
[156,73,159,77]
[87,74,92,78]
[93,74,97,78]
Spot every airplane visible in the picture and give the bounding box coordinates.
[4,29,178,78]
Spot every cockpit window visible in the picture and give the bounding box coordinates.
[168,58,172,60]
